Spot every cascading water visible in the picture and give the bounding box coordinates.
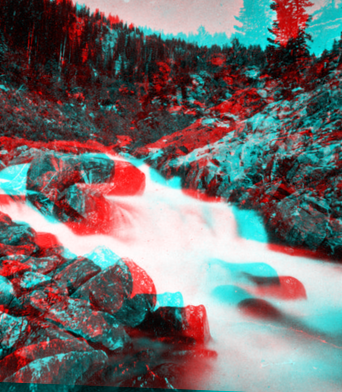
[1,154,342,392]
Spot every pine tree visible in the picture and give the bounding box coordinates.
[234,0,274,49]
[269,0,313,46]
[266,0,313,89]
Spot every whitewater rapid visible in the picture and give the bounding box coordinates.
[1,155,342,392]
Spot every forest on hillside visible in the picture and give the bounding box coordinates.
[0,0,342,148]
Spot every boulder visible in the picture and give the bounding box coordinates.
[54,257,101,295]
[26,151,115,227]
[112,259,157,327]
[83,246,122,270]
[64,186,114,235]
[29,293,131,352]
[0,257,31,279]
[0,276,16,306]
[4,349,108,386]
[0,338,92,382]
[0,312,28,352]
[137,305,211,345]
[118,362,182,389]
[24,255,69,276]
[71,260,132,315]
[0,242,38,258]
[267,197,328,250]
[11,272,52,297]
[0,222,36,247]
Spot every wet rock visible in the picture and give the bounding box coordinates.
[0,276,16,306]
[24,255,68,276]
[238,298,283,320]
[33,295,131,352]
[71,260,132,315]
[0,312,28,351]
[26,151,115,227]
[64,185,114,235]
[54,256,101,295]
[114,294,156,328]
[155,292,184,309]
[4,349,108,385]
[137,305,210,345]
[250,276,307,300]
[90,349,154,387]
[16,318,90,351]
[118,362,182,389]
[107,160,146,196]
[0,338,92,382]
[11,272,52,297]
[0,222,36,247]
[124,259,156,300]
[267,197,328,250]
[83,246,122,269]
[0,211,13,226]
[0,257,31,278]
[33,232,65,258]
[0,242,38,258]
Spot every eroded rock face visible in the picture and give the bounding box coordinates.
[133,71,342,258]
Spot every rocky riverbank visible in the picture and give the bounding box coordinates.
[0,209,213,390]
[133,69,342,261]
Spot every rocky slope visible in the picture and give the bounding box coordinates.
[134,69,342,260]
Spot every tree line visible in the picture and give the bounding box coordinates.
[0,0,341,108]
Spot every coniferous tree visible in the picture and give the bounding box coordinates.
[266,0,313,89]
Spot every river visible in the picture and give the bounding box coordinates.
[0,154,342,391]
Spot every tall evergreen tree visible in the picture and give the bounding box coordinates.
[269,0,313,46]
[266,0,313,89]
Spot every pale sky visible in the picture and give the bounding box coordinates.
[80,0,331,36]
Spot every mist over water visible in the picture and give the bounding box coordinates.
[1,156,342,391]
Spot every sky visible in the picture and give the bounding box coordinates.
[79,0,329,37]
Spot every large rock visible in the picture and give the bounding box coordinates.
[54,256,101,295]
[0,222,36,247]
[0,212,38,256]
[83,246,122,270]
[71,258,156,327]
[0,257,31,279]
[0,312,28,354]
[28,293,131,352]
[26,151,115,228]
[267,196,328,250]
[11,271,52,297]
[71,260,132,315]
[0,338,92,382]
[64,185,114,235]
[4,349,108,385]
[24,255,69,276]
[0,276,16,306]
[113,259,157,327]
[137,305,211,345]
